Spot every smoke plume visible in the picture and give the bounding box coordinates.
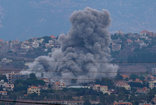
[21,7,119,85]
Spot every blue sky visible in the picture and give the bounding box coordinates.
[0,0,156,41]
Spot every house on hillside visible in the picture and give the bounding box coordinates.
[50,35,56,39]
[136,87,149,94]
[32,42,39,48]
[115,81,131,90]
[151,68,156,75]
[126,39,133,45]
[139,102,152,105]
[149,80,156,89]
[116,31,124,35]
[134,78,143,84]
[0,91,7,96]
[0,39,3,43]
[140,30,149,36]
[152,95,156,104]
[4,83,14,91]
[112,43,121,51]
[93,84,110,94]
[1,58,12,63]
[6,72,29,83]
[52,82,66,90]
[27,86,41,95]
[113,101,132,105]
[121,75,129,80]
[41,78,51,86]
[36,38,44,44]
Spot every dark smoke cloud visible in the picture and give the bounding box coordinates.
[21,7,119,85]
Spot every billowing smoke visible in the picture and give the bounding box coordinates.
[21,7,119,85]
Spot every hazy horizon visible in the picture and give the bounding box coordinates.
[0,0,156,41]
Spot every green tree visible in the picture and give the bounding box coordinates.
[99,94,107,105]
[105,94,116,104]
[130,74,138,81]
[0,86,3,91]
[29,73,36,79]
[42,36,52,43]
[83,99,91,105]
[0,102,5,105]
[129,82,144,88]
[0,74,8,82]
[115,73,123,80]
[146,88,156,102]
[14,73,45,92]
[117,91,127,101]
[91,95,97,101]
[139,76,145,81]
[95,78,114,88]
[27,93,38,100]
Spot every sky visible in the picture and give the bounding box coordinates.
[0,0,156,41]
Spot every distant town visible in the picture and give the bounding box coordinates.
[0,30,156,105]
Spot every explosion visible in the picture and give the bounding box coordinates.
[21,7,119,85]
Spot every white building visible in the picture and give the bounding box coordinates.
[151,68,156,75]
[32,42,39,48]
[1,58,12,63]
[149,80,156,89]
[112,43,121,51]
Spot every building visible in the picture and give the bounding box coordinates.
[139,102,152,105]
[93,84,100,90]
[151,68,156,75]
[41,78,51,86]
[121,75,129,80]
[136,87,149,94]
[36,38,44,43]
[126,39,133,45]
[112,43,121,51]
[140,30,153,37]
[27,86,41,95]
[0,41,10,53]
[0,91,7,96]
[68,86,90,89]
[152,95,156,104]
[115,81,131,90]
[4,83,14,91]
[21,43,31,50]
[140,30,149,36]
[45,43,54,49]
[32,42,39,48]
[93,84,110,94]
[42,78,51,83]
[52,82,66,90]
[116,31,124,35]
[42,101,99,105]
[0,80,6,87]
[11,40,19,45]
[50,35,56,39]
[112,38,122,44]
[149,80,156,89]
[6,72,29,83]
[134,78,143,84]
[49,40,54,44]
[1,58,12,63]
[0,39,3,43]
[100,86,109,94]
[114,102,132,105]
[148,75,156,80]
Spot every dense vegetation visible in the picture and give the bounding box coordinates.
[14,73,45,92]
[128,51,156,63]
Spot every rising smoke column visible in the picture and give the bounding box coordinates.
[21,7,119,85]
